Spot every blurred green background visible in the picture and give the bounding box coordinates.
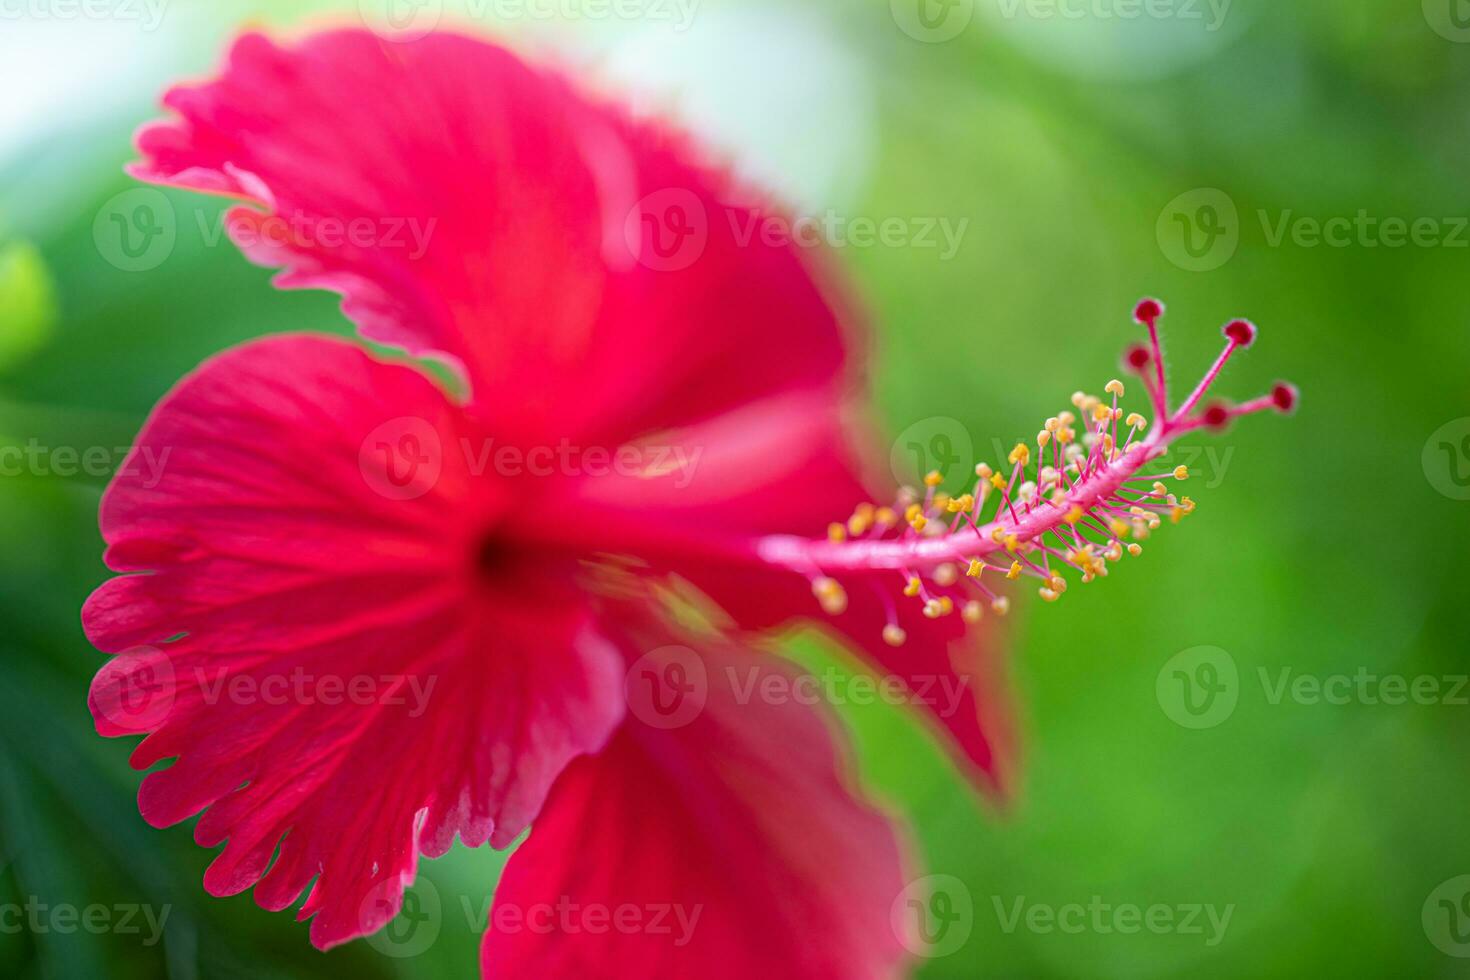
[2,0,1467,976]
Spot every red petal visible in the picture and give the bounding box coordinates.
[132,29,854,442]
[83,335,625,948]
[481,634,913,978]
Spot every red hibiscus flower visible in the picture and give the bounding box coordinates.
[84,29,1005,971]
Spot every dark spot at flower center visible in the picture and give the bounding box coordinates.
[476,534,508,579]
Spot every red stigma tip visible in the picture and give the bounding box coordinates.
[1224,319,1257,347]
[1134,298,1164,325]
[1201,402,1231,430]
[1271,382,1298,414]
[1123,344,1152,370]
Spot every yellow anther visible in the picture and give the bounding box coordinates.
[924,470,944,488]
[1003,533,1020,552]
[962,600,985,624]
[905,503,923,523]
[1126,412,1147,429]
[990,528,1006,544]
[875,507,896,527]
[1059,410,1076,426]
[1039,587,1060,602]
[827,523,847,543]
[1181,496,1197,514]
[1065,505,1085,526]
[910,515,928,532]
[1105,379,1125,396]
[882,624,907,647]
[1152,482,1168,497]
[922,599,943,619]
[1104,543,1123,562]
[1070,391,1086,408]
[1048,576,1068,593]
[975,463,993,480]
[1170,506,1183,524]
[1007,561,1023,580]
[811,577,848,615]
[1056,427,1075,445]
[991,596,1011,615]
[938,596,954,616]
[933,492,951,512]
[1127,543,1143,556]
[903,576,922,598]
[1173,465,1189,480]
[1037,430,1052,449]
[1045,416,1060,433]
[989,472,1008,491]
[1093,404,1112,423]
[933,563,959,587]
[855,502,876,522]
[847,513,871,536]
[967,559,985,578]
[1009,443,1030,467]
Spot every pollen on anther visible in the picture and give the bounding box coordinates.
[882,624,907,647]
